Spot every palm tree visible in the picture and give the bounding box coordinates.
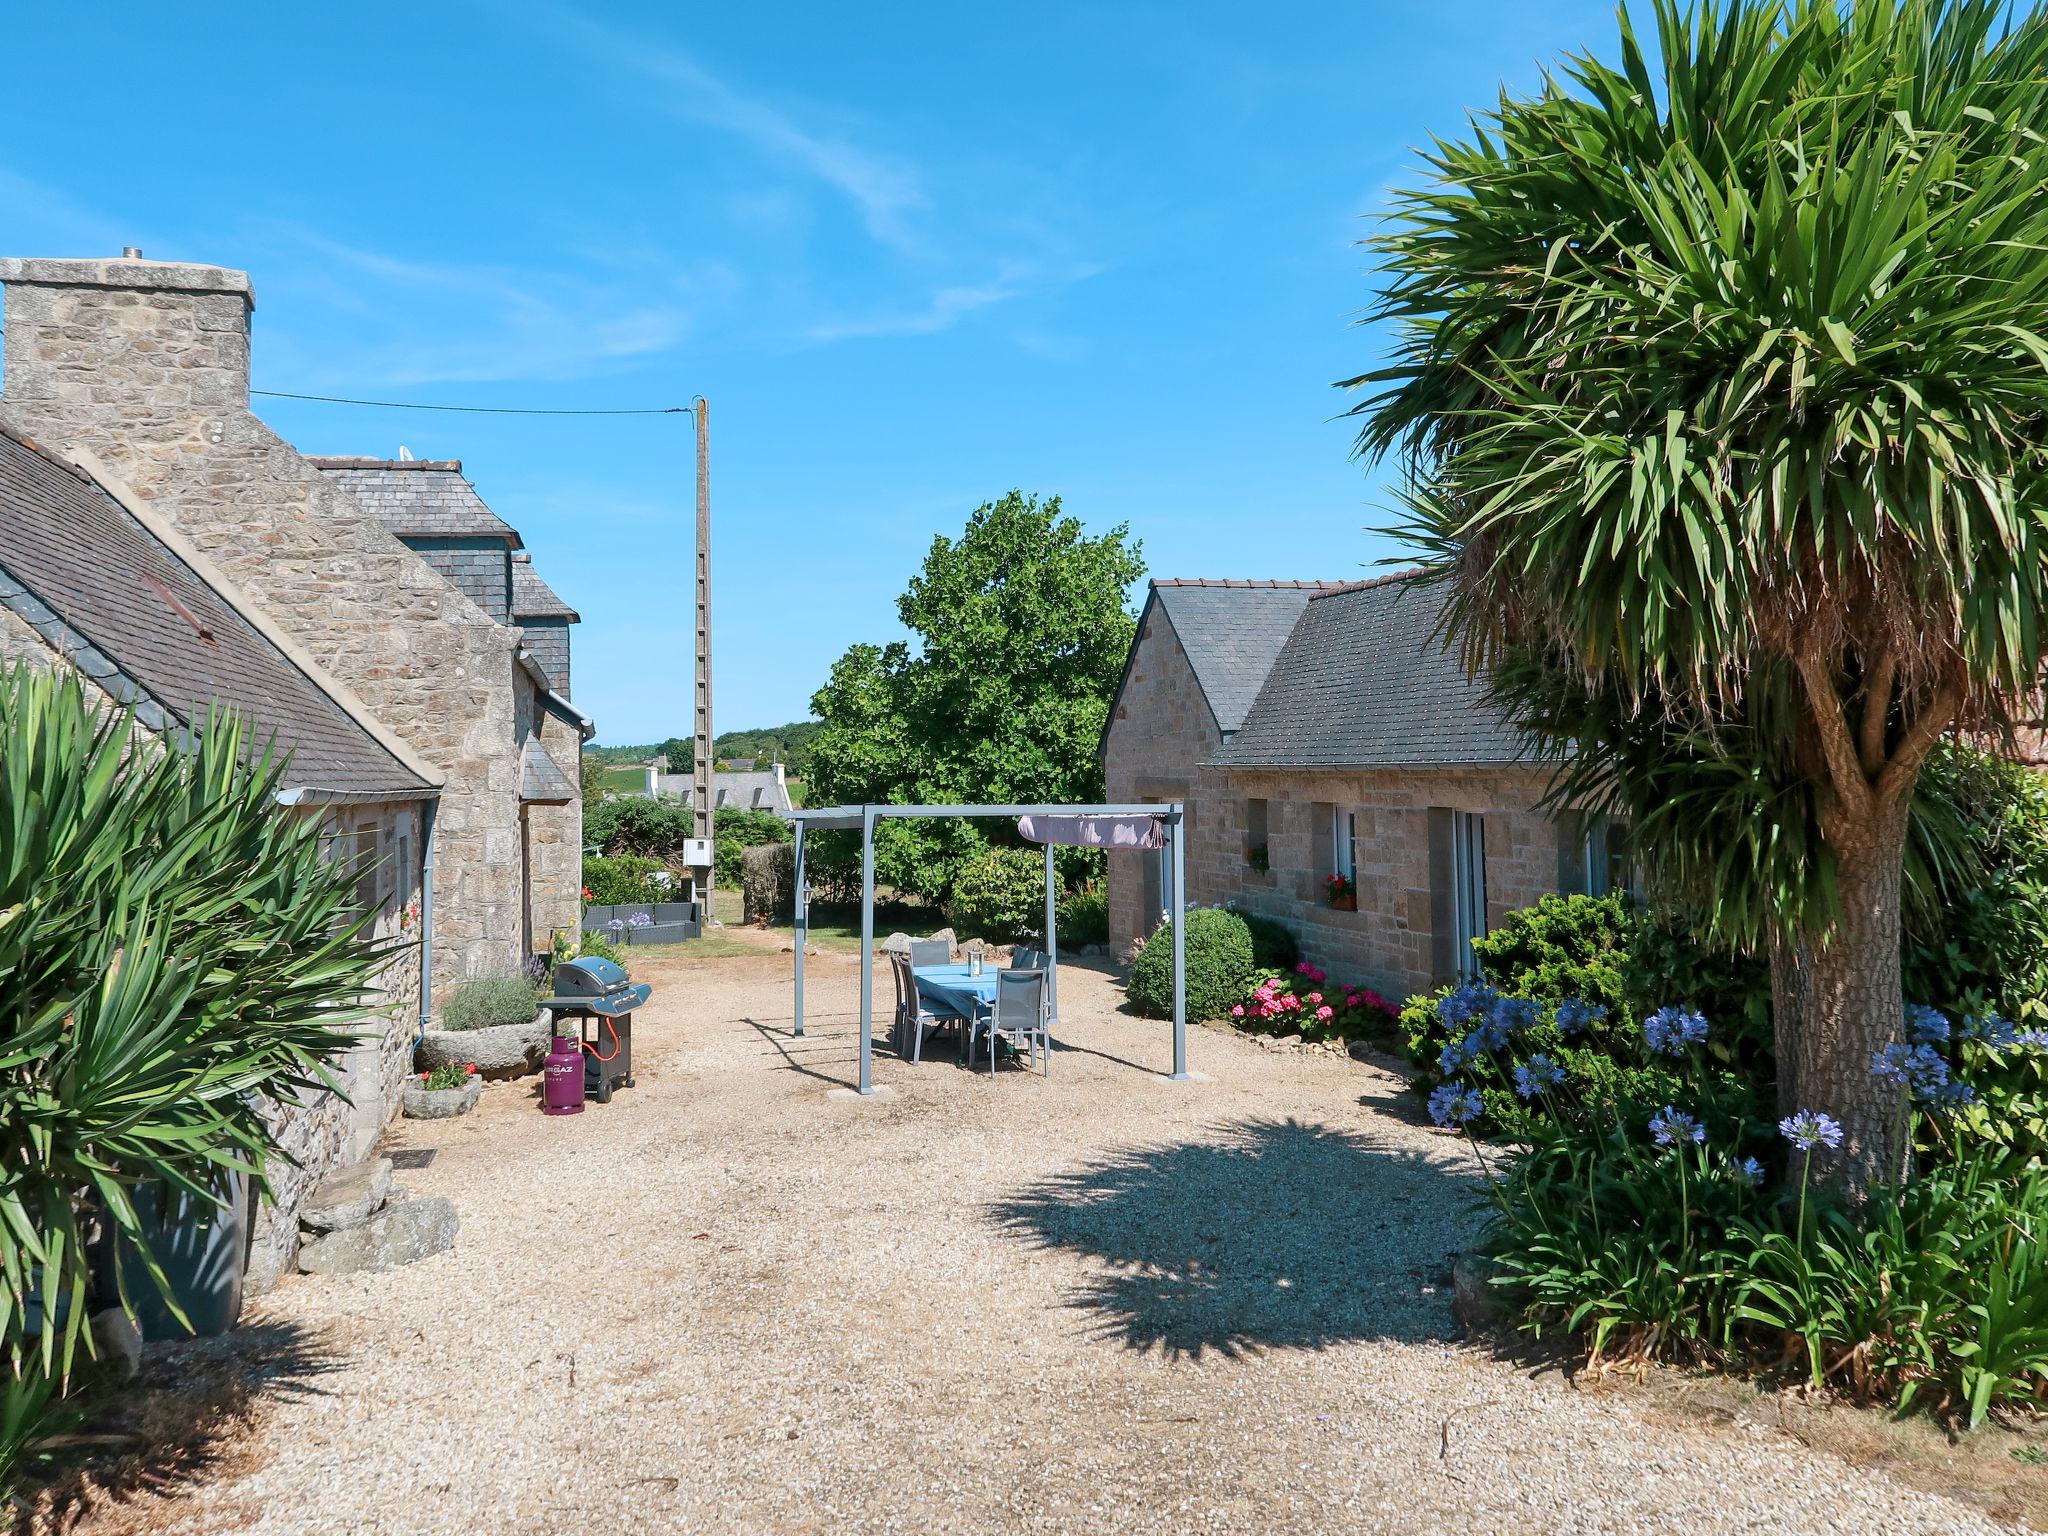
[1349,0,2048,1193]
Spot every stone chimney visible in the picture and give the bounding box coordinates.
[0,252,254,450]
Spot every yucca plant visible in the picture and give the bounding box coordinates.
[0,666,396,1494]
[1351,0,2048,1194]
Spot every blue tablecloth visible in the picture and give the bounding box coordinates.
[914,963,998,1019]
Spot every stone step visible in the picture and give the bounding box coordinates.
[298,1196,458,1276]
[298,1156,393,1234]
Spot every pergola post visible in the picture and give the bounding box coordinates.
[792,820,807,1038]
[1043,841,1059,1030]
[1169,803,1189,1080]
[857,804,876,1095]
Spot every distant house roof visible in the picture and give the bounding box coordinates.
[308,458,523,546]
[1212,572,1528,770]
[1143,580,1346,736]
[713,769,793,814]
[511,552,578,622]
[0,429,437,801]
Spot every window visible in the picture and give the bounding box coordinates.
[1449,812,1487,977]
[1429,808,1489,980]
[1331,807,1357,884]
[1578,816,1639,900]
[1245,797,1269,872]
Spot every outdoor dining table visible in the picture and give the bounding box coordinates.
[912,962,998,1024]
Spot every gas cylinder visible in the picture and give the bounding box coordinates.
[542,1031,586,1116]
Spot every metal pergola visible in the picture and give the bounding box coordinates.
[780,802,1189,1095]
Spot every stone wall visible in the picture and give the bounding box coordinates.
[1101,606,1218,950]
[0,255,525,999]
[245,797,425,1291]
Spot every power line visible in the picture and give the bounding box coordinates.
[251,389,691,417]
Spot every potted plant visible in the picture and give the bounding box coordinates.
[416,972,551,1079]
[1246,842,1270,874]
[1325,871,1357,911]
[404,1061,481,1119]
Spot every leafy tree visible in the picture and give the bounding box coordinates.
[1350,0,2048,1192]
[804,491,1144,903]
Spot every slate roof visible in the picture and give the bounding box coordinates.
[518,737,577,804]
[309,458,523,546]
[1147,580,1345,735]
[511,552,578,621]
[0,429,436,799]
[1211,572,1529,769]
[712,770,793,814]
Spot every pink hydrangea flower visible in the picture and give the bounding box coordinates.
[1307,992,1323,1005]
[1315,1005,1334,1021]
[1230,1004,1244,1017]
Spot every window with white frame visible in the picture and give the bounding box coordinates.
[1331,807,1358,884]
[1449,811,1487,977]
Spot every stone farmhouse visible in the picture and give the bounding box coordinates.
[0,250,591,1278]
[1101,573,1629,1001]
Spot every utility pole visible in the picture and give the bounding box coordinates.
[691,396,715,914]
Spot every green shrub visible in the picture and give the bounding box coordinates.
[945,847,1047,941]
[0,668,395,1495]
[1127,909,1255,1021]
[441,973,543,1031]
[715,806,789,886]
[574,932,629,973]
[1470,893,1633,1011]
[1235,910,1300,971]
[583,854,666,905]
[1058,885,1109,946]
[584,796,694,858]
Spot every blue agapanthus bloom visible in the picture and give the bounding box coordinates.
[1904,1004,1951,1045]
[1962,1012,2021,1050]
[1438,1034,1480,1075]
[1871,1041,1951,1100]
[1923,1078,1979,1111]
[627,911,654,928]
[1648,1106,1705,1146]
[1643,1006,1709,1055]
[1552,997,1607,1037]
[1489,996,1541,1041]
[1779,1110,1843,1152]
[2021,1028,2048,1053]
[1731,1155,1766,1186]
[605,917,627,934]
[1428,1081,1484,1127]
[1436,982,1499,1030]
[1512,1053,1566,1100]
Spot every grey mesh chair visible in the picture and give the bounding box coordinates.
[972,968,1048,1077]
[907,938,952,969]
[1010,946,1046,971]
[889,949,962,1063]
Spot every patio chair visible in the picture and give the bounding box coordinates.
[888,949,963,1064]
[1010,946,1046,971]
[907,938,953,968]
[970,968,1048,1077]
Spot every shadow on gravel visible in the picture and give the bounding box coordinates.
[25,1318,343,1533]
[988,1116,1482,1360]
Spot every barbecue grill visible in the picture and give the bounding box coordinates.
[541,955,650,1103]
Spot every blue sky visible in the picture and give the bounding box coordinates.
[1,1,1615,743]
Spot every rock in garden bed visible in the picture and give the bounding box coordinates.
[298,1196,458,1276]
[416,1008,551,1079]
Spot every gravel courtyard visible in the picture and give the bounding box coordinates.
[58,943,2034,1535]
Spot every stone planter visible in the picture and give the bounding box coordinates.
[403,1075,481,1120]
[416,1009,551,1080]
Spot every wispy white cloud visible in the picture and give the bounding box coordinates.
[510,0,928,252]
[805,260,1105,345]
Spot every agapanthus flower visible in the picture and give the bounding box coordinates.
[605,917,626,934]
[1428,1081,1484,1127]
[2020,1028,2048,1052]
[1648,1106,1705,1146]
[1923,1078,1978,1111]
[627,911,653,928]
[1904,1004,1950,1045]
[1871,1041,1951,1100]
[1436,982,1499,1029]
[1643,1006,1709,1055]
[1731,1155,1766,1186]
[1552,997,1607,1037]
[1779,1111,1843,1152]
[1512,1053,1566,1100]
[1963,1012,2021,1050]
[1438,1034,1479,1074]
[1490,996,1541,1038]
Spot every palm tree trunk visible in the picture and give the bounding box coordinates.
[1787,799,1912,1198]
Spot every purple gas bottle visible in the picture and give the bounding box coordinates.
[542,1031,586,1116]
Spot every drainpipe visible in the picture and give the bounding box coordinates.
[417,796,438,1043]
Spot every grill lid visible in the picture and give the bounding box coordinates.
[551,955,631,996]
